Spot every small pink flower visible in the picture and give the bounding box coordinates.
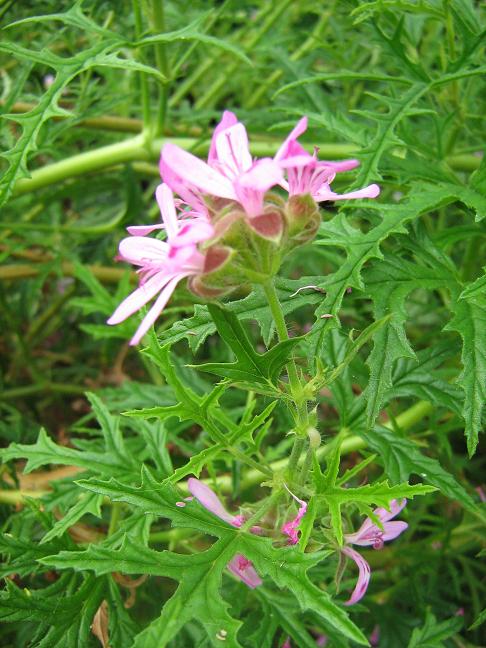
[187,478,262,589]
[281,485,307,545]
[275,116,380,202]
[342,499,408,605]
[107,184,213,345]
[160,111,284,219]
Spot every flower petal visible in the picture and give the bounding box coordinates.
[187,478,237,525]
[215,122,253,176]
[161,143,236,200]
[107,273,171,325]
[342,546,371,606]
[118,236,169,265]
[315,183,380,202]
[375,498,407,523]
[126,224,165,236]
[227,554,262,589]
[173,220,214,247]
[382,520,408,542]
[274,116,308,161]
[129,274,182,345]
[155,183,179,241]
[208,110,239,164]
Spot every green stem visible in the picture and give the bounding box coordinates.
[10,135,478,199]
[262,280,301,398]
[133,0,151,129]
[107,502,122,536]
[151,0,169,135]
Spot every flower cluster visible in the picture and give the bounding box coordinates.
[186,478,407,609]
[108,112,379,344]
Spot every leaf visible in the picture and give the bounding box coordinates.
[320,481,436,546]
[359,426,480,514]
[69,468,367,645]
[445,294,486,456]
[0,533,70,578]
[362,254,456,427]
[388,344,463,416]
[0,574,106,648]
[41,491,103,544]
[459,270,486,301]
[407,609,462,647]
[193,303,302,392]
[160,276,324,351]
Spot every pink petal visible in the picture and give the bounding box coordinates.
[376,498,407,523]
[107,273,171,325]
[159,153,207,214]
[129,274,182,345]
[161,143,236,200]
[320,159,360,172]
[382,521,408,542]
[227,554,262,589]
[315,183,380,202]
[187,478,237,526]
[238,158,284,191]
[208,110,239,164]
[126,224,165,236]
[155,183,179,241]
[215,123,253,176]
[342,546,371,606]
[118,236,169,266]
[173,220,214,247]
[274,116,308,161]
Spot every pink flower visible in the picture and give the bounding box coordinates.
[281,485,307,545]
[187,478,262,589]
[275,116,380,202]
[107,183,213,345]
[342,499,408,605]
[160,111,284,219]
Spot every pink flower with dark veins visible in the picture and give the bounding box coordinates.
[188,478,262,589]
[275,116,380,202]
[342,499,408,605]
[160,111,284,219]
[281,485,307,545]
[107,183,213,345]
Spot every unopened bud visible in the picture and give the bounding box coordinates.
[307,427,321,448]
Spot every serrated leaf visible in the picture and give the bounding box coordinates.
[193,303,301,391]
[70,468,367,645]
[445,294,486,455]
[359,426,480,514]
[407,609,463,647]
[41,491,103,543]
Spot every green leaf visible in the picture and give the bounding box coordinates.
[41,491,103,544]
[0,533,70,578]
[0,574,106,647]
[319,480,436,546]
[362,255,456,426]
[445,294,486,456]
[70,468,367,645]
[309,184,466,360]
[407,609,463,647]
[193,303,302,392]
[159,276,325,351]
[359,426,480,514]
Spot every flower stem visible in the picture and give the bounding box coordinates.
[151,0,169,135]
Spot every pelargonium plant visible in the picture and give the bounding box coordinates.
[1,3,485,648]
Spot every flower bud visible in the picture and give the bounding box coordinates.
[284,193,320,250]
[307,426,321,449]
